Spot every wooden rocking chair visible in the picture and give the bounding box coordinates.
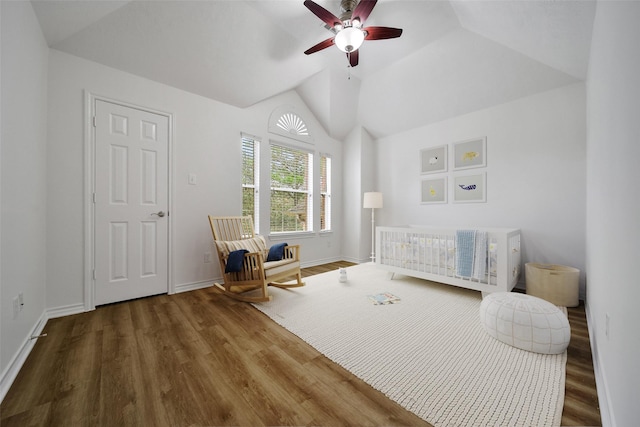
[208,216,305,302]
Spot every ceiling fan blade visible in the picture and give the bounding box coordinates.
[348,49,359,67]
[352,0,377,25]
[304,37,335,55]
[304,0,342,28]
[364,26,403,40]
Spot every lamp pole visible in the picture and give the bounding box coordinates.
[370,206,376,262]
[363,192,383,263]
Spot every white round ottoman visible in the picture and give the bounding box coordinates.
[479,292,570,354]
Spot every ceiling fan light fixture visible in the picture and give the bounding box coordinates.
[303,0,403,66]
[334,26,364,53]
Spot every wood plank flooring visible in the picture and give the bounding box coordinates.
[1,261,601,426]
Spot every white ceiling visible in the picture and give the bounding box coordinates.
[31,0,596,139]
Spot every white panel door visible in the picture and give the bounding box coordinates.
[94,100,169,305]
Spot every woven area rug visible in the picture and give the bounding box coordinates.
[252,263,567,427]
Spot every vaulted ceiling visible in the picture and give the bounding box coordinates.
[31,0,596,140]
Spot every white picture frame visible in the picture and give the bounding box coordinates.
[453,172,486,203]
[453,137,486,170]
[421,145,448,175]
[421,177,448,204]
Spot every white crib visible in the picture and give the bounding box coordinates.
[376,225,521,294]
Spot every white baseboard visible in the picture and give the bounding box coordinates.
[300,256,343,268]
[340,256,367,264]
[174,280,213,294]
[585,301,614,427]
[0,312,48,403]
[0,302,86,404]
[46,302,86,319]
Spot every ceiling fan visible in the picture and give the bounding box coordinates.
[303,0,403,67]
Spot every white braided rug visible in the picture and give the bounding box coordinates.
[252,263,567,427]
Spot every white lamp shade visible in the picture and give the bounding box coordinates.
[334,27,365,53]
[363,192,383,209]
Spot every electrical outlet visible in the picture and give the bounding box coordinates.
[188,173,197,185]
[204,252,212,263]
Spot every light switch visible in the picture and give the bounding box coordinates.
[188,173,197,185]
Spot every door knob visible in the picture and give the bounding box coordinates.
[151,211,165,218]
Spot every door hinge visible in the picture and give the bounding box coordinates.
[92,192,96,203]
[92,116,96,127]
[92,269,96,280]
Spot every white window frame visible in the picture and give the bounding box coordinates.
[269,141,314,235]
[241,134,260,233]
[320,153,332,232]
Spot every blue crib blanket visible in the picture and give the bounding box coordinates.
[473,231,488,280]
[455,230,476,278]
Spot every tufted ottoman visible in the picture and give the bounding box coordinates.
[479,292,570,354]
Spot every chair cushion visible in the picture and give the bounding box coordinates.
[479,292,571,354]
[215,235,266,257]
[264,259,300,278]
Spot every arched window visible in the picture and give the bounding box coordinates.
[268,106,313,144]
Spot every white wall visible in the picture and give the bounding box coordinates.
[46,49,343,310]
[586,2,640,425]
[375,84,587,294]
[0,0,49,392]
[360,128,376,261]
[342,126,377,263]
[341,127,362,262]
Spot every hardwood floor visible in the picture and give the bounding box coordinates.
[1,261,601,426]
[563,304,602,426]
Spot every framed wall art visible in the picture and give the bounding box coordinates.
[421,177,447,204]
[453,137,486,170]
[453,172,486,203]
[420,145,447,174]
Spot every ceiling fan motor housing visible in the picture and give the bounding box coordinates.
[339,0,358,21]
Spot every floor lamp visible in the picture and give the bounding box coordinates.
[363,192,383,262]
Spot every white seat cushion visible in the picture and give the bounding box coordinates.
[264,259,300,278]
[479,292,571,354]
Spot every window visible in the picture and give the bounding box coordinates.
[268,107,313,144]
[270,143,313,233]
[276,113,309,136]
[242,134,259,229]
[320,154,332,231]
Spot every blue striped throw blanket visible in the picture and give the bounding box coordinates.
[472,231,488,280]
[455,230,476,278]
